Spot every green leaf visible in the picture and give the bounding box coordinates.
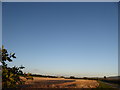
[7,57,12,62]
[2,45,4,49]
[12,53,16,58]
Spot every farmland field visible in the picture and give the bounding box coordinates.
[18,77,99,88]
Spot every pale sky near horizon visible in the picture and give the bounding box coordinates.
[2,2,118,77]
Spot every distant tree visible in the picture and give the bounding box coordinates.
[70,76,75,79]
[83,77,88,79]
[60,76,65,78]
[1,45,25,88]
[104,76,107,79]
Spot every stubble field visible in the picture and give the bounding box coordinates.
[18,77,99,88]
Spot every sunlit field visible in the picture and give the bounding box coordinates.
[18,77,99,88]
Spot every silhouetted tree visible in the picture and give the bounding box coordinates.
[70,76,75,79]
[1,45,25,88]
[104,76,107,79]
[83,77,88,79]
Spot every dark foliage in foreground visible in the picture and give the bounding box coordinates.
[1,45,25,88]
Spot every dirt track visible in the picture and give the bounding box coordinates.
[19,77,99,88]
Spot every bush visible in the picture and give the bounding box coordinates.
[1,45,25,88]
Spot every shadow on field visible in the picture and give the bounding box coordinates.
[18,80,76,88]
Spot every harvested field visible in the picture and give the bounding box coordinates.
[18,77,99,88]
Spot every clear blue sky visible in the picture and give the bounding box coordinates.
[3,2,118,77]
[0,2,1,48]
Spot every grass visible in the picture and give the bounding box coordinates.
[97,80,113,88]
